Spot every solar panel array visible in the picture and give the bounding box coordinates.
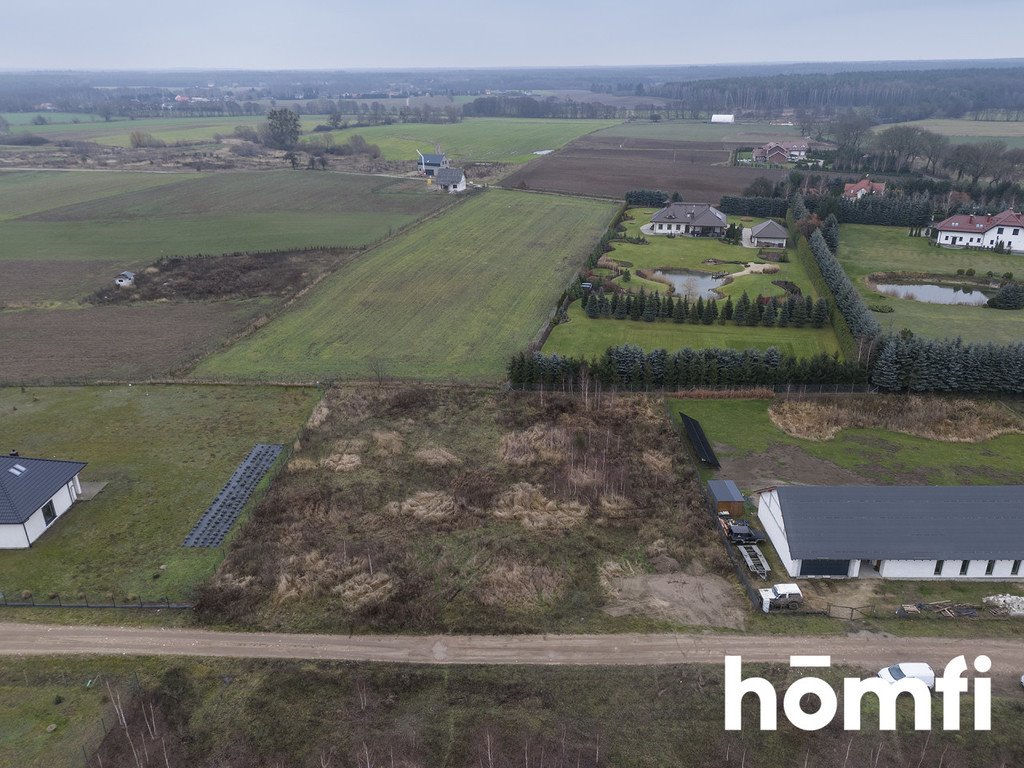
[679,412,720,468]
[183,443,284,548]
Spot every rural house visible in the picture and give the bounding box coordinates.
[416,150,449,177]
[0,454,87,548]
[842,178,886,201]
[434,167,466,193]
[749,219,788,248]
[929,209,1024,253]
[649,202,727,237]
[758,485,1024,579]
[752,141,808,163]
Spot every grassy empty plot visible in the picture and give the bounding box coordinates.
[0,171,448,264]
[310,117,619,163]
[0,385,319,600]
[838,224,1024,344]
[598,119,804,143]
[196,385,727,634]
[0,170,188,221]
[873,118,1024,149]
[196,189,616,381]
[670,397,1024,488]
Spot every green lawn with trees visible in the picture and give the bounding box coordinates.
[195,189,617,381]
[0,385,319,601]
[837,224,1024,344]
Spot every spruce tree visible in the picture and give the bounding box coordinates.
[723,295,734,321]
[642,294,658,322]
[762,297,777,327]
[692,296,704,324]
[746,296,762,326]
[599,294,611,317]
[614,294,628,319]
[585,293,600,318]
[672,296,687,323]
[811,298,829,328]
[662,295,674,318]
[610,292,620,315]
[778,298,791,327]
[792,295,808,327]
[630,290,644,320]
[734,292,750,325]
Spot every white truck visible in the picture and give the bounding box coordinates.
[759,583,804,613]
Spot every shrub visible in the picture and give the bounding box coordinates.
[987,283,1024,310]
[956,268,965,276]
[965,268,976,276]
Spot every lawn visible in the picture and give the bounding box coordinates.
[872,118,1024,149]
[0,385,319,601]
[195,189,617,381]
[542,208,841,359]
[838,224,1024,344]
[597,119,805,143]
[545,302,841,359]
[302,117,620,163]
[668,397,1024,487]
[0,170,448,264]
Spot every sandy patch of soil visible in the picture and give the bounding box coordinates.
[715,442,870,490]
[603,570,747,630]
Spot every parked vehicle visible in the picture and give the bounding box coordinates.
[759,583,803,613]
[721,518,766,545]
[877,663,936,690]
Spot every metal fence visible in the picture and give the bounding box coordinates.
[0,592,192,610]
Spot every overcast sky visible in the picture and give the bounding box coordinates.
[2,0,1023,70]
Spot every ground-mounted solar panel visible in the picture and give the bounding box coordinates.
[183,443,284,548]
[679,412,720,468]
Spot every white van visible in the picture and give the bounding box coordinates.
[877,662,936,690]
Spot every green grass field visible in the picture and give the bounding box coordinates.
[195,189,617,381]
[872,118,1024,149]
[0,170,448,263]
[838,224,1024,344]
[0,385,319,600]
[303,117,620,163]
[545,302,840,359]
[598,119,804,143]
[543,208,840,359]
[669,397,1024,486]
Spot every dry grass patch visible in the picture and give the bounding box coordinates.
[386,491,458,523]
[413,444,461,467]
[499,424,568,465]
[769,395,1024,442]
[372,430,405,456]
[475,562,565,609]
[321,453,362,472]
[286,457,318,473]
[490,482,589,530]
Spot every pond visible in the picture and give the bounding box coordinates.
[874,282,991,306]
[653,269,728,299]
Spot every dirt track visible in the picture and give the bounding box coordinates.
[2,623,1021,690]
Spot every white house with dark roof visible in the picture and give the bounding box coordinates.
[434,167,466,193]
[929,209,1024,254]
[0,454,86,548]
[749,220,788,248]
[416,150,449,177]
[758,485,1024,579]
[649,202,727,238]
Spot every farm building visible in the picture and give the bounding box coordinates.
[114,270,135,287]
[758,485,1024,579]
[708,480,745,517]
[749,220,788,248]
[752,142,808,163]
[434,167,467,193]
[929,209,1024,254]
[0,454,87,549]
[711,114,735,124]
[416,150,449,177]
[842,179,886,201]
[650,202,727,237]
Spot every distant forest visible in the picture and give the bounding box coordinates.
[1,62,1023,122]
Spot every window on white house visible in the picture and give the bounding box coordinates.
[986,560,996,576]
[41,500,56,526]
[960,560,970,575]
[934,560,943,576]
[1013,560,1021,576]
[997,227,1004,234]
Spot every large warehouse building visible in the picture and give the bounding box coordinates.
[758,485,1024,579]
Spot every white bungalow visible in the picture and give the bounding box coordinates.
[0,454,87,548]
[649,202,727,237]
[929,209,1024,254]
[749,220,788,248]
[758,485,1024,579]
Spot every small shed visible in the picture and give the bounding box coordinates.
[711,114,735,124]
[114,271,135,288]
[708,479,745,517]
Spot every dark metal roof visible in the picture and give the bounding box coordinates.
[750,220,788,239]
[651,203,726,229]
[420,153,447,164]
[775,485,1024,560]
[708,479,744,503]
[435,168,465,185]
[0,456,87,525]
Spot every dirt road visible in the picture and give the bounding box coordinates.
[2,622,1021,690]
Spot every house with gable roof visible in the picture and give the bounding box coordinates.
[929,209,1024,254]
[648,202,727,238]
[0,453,87,548]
